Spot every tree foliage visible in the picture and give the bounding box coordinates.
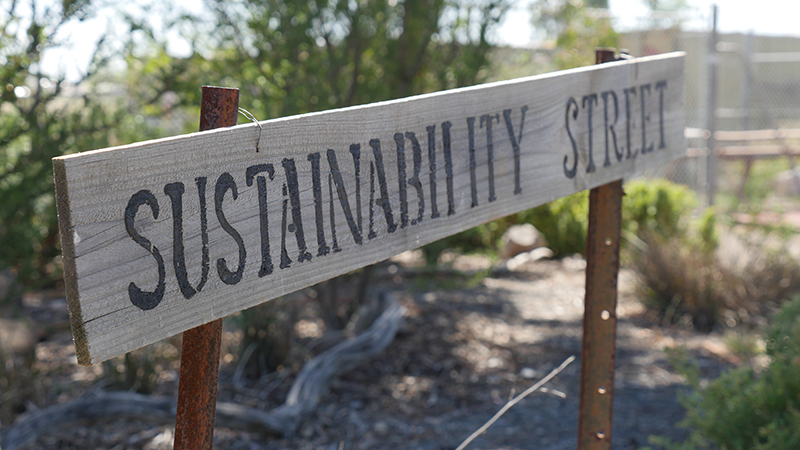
[0,0,511,291]
[531,0,618,69]
[0,1,141,287]
[173,0,511,120]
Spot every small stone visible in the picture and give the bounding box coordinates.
[520,367,538,379]
[506,247,554,271]
[300,424,315,438]
[0,318,36,355]
[373,421,389,435]
[501,224,547,259]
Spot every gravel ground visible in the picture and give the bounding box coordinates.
[2,255,737,450]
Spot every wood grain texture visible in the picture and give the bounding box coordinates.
[54,53,685,364]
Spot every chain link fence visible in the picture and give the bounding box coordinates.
[617,7,800,206]
[495,5,800,204]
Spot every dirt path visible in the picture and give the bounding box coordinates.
[5,257,736,449]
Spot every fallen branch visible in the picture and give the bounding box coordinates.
[454,355,577,450]
[0,293,405,450]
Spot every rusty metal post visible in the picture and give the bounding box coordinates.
[173,86,239,450]
[577,49,623,450]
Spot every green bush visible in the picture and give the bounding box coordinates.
[422,178,698,264]
[421,191,590,264]
[521,191,590,257]
[619,180,733,330]
[0,5,162,289]
[650,298,800,450]
[623,179,698,240]
[627,176,800,331]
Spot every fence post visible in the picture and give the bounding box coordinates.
[173,86,240,450]
[576,49,624,450]
[706,4,719,205]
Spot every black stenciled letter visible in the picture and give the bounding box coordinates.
[281,158,313,267]
[601,90,621,165]
[655,80,668,149]
[564,97,579,179]
[480,113,499,202]
[307,153,330,257]
[125,190,166,310]
[624,87,638,159]
[163,179,209,299]
[368,162,377,239]
[368,139,397,233]
[503,106,528,195]
[582,94,598,173]
[441,121,455,216]
[327,147,363,245]
[426,125,440,219]
[328,174,341,253]
[246,164,275,277]
[404,132,424,225]
[281,184,292,267]
[467,117,479,208]
[640,83,654,154]
[215,173,246,284]
[394,133,409,227]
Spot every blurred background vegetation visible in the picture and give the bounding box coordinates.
[1,0,516,292]
[6,0,800,446]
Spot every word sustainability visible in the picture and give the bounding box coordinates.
[54,53,684,364]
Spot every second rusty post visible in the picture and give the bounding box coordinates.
[173,86,240,450]
[577,49,624,450]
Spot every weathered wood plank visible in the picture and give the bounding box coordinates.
[54,52,685,364]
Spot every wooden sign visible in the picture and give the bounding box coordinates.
[54,52,685,365]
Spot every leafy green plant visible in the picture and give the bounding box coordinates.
[621,180,734,330]
[623,179,697,240]
[520,191,590,256]
[0,2,160,288]
[422,179,698,264]
[421,191,590,264]
[649,298,800,450]
[629,182,800,331]
[531,0,619,70]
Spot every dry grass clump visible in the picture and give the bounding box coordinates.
[632,221,800,331]
[635,237,725,331]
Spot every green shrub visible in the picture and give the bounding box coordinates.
[0,5,166,289]
[650,298,800,450]
[622,179,697,240]
[521,191,590,257]
[620,180,731,330]
[421,178,698,264]
[421,191,590,264]
[630,188,800,331]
